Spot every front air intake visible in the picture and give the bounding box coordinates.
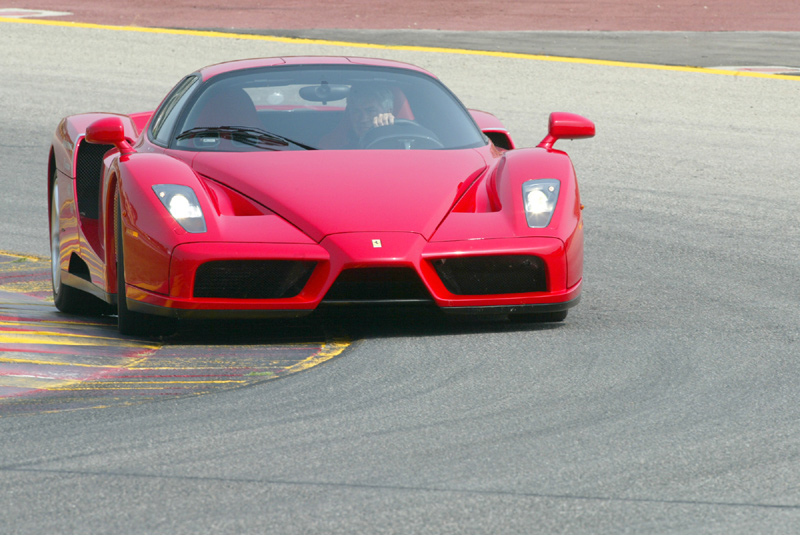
[323,267,431,303]
[432,255,547,295]
[194,260,316,299]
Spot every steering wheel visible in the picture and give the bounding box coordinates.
[360,119,444,150]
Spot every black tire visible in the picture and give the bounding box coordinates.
[114,192,177,336]
[50,169,109,316]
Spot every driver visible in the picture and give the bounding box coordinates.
[319,85,395,149]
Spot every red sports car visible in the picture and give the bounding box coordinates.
[48,56,594,335]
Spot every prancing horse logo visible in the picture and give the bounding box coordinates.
[372,239,382,248]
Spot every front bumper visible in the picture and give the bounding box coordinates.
[124,233,581,319]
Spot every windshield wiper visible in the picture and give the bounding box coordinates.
[176,126,317,150]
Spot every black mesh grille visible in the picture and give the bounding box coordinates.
[432,255,547,295]
[75,141,113,219]
[194,260,316,299]
[323,267,431,302]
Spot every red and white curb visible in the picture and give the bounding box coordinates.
[0,8,72,18]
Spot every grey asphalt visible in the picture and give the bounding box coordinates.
[229,28,800,69]
[2,21,800,534]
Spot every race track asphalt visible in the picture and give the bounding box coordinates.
[1,5,799,534]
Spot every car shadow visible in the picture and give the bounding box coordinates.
[167,304,565,346]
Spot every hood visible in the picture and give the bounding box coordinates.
[192,149,487,242]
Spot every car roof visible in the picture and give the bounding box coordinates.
[198,56,437,81]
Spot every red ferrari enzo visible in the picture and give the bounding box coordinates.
[48,56,594,335]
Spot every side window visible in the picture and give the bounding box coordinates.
[150,75,200,146]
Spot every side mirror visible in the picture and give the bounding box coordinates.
[85,116,135,156]
[537,112,595,150]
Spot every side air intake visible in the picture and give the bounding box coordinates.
[75,140,113,219]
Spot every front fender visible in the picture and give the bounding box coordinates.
[436,148,581,238]
[113,153,204,296]
[491,148,581,236]
[431,147,584,289]
[111,152,317,298]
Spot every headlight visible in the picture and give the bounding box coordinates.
[522,179,560,228]
[152,184,207,233]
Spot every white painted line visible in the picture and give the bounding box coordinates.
[712,65,800,75]
[0,8,72,19]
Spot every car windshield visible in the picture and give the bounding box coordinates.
[171,64,487,151]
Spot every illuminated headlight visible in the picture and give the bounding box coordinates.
[522,179,560,228]
[152,184,207,233]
